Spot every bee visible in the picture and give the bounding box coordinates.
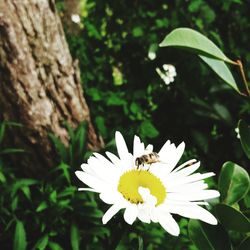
[135,152,160,169]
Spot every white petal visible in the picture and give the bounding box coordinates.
[167,181,208,193]
[166,172,216,188]
[80,163,95,174]
[137,208,151,223]
[124,205,138,225]
[169,161,200,179]
[105,151,121,166]
[145,144,153,153]
[78,188,98,192]
[165,203,218,225]
[164,199,208,206]
[115,131,129,161]
[158,142,185,174]
[99,191,123,205]
[133,135,145,158]
[75,171,110,192]
[158,210,180,236]
[172,159,197,173]
[102,204,122,224]
[158,140,171,156]
[86,156,119,182]
[172,142,185,167]
[150,209,159,223]
[93,152,114,167]
[167,190,220,201]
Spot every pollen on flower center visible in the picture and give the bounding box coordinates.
[117,169,166,206]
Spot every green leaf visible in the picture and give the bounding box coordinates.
[107,93,126,106]
[58,162,71,184]
[138,236,143,250]
[21,186,31,200]
[11,196,19,211]
[218,161,250,205]
[70,223,80,250]
[48,241,63,250]
[244,191,250,208]
[200,55,239,92]
[0,122,6,144]
[32,235,49,250]
[0,148,25,155]
[188,219,232,250]
[132,27,144,37]
[95,116,107,138]
[160,28,234,63]
[49,190,57,203]
[36,201,48,212]
[0,171,6,183]
[11,179,38,198]
[216,204,250,232]
[239,120,250,159]
[49,133,67,161]
[14,220,27,250]
[57,186,76,198]
[74,122,87,154]
[139,120,159,139]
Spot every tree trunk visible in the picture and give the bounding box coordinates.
[0,0,103,175]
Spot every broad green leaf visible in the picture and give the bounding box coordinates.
[238,236,250,250]
[200,56,239,92]
[218,161,250,205]
[216,204,250,232]
[188,219,232,250]
[239,120,250,159]
[160,28,234,64]
[70,223,80,250]
[14,220,27,250]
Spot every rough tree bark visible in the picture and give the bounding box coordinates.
[0,0,103,175]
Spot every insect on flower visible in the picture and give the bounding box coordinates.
[135,152,160,170]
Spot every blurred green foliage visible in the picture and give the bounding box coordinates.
[0,0,250,249]
[64,0,249,172]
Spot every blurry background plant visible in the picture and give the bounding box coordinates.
[0,0,250,249]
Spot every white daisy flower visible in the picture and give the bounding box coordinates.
[75,132,220,236]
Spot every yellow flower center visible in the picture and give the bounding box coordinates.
[117,170,166,206]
